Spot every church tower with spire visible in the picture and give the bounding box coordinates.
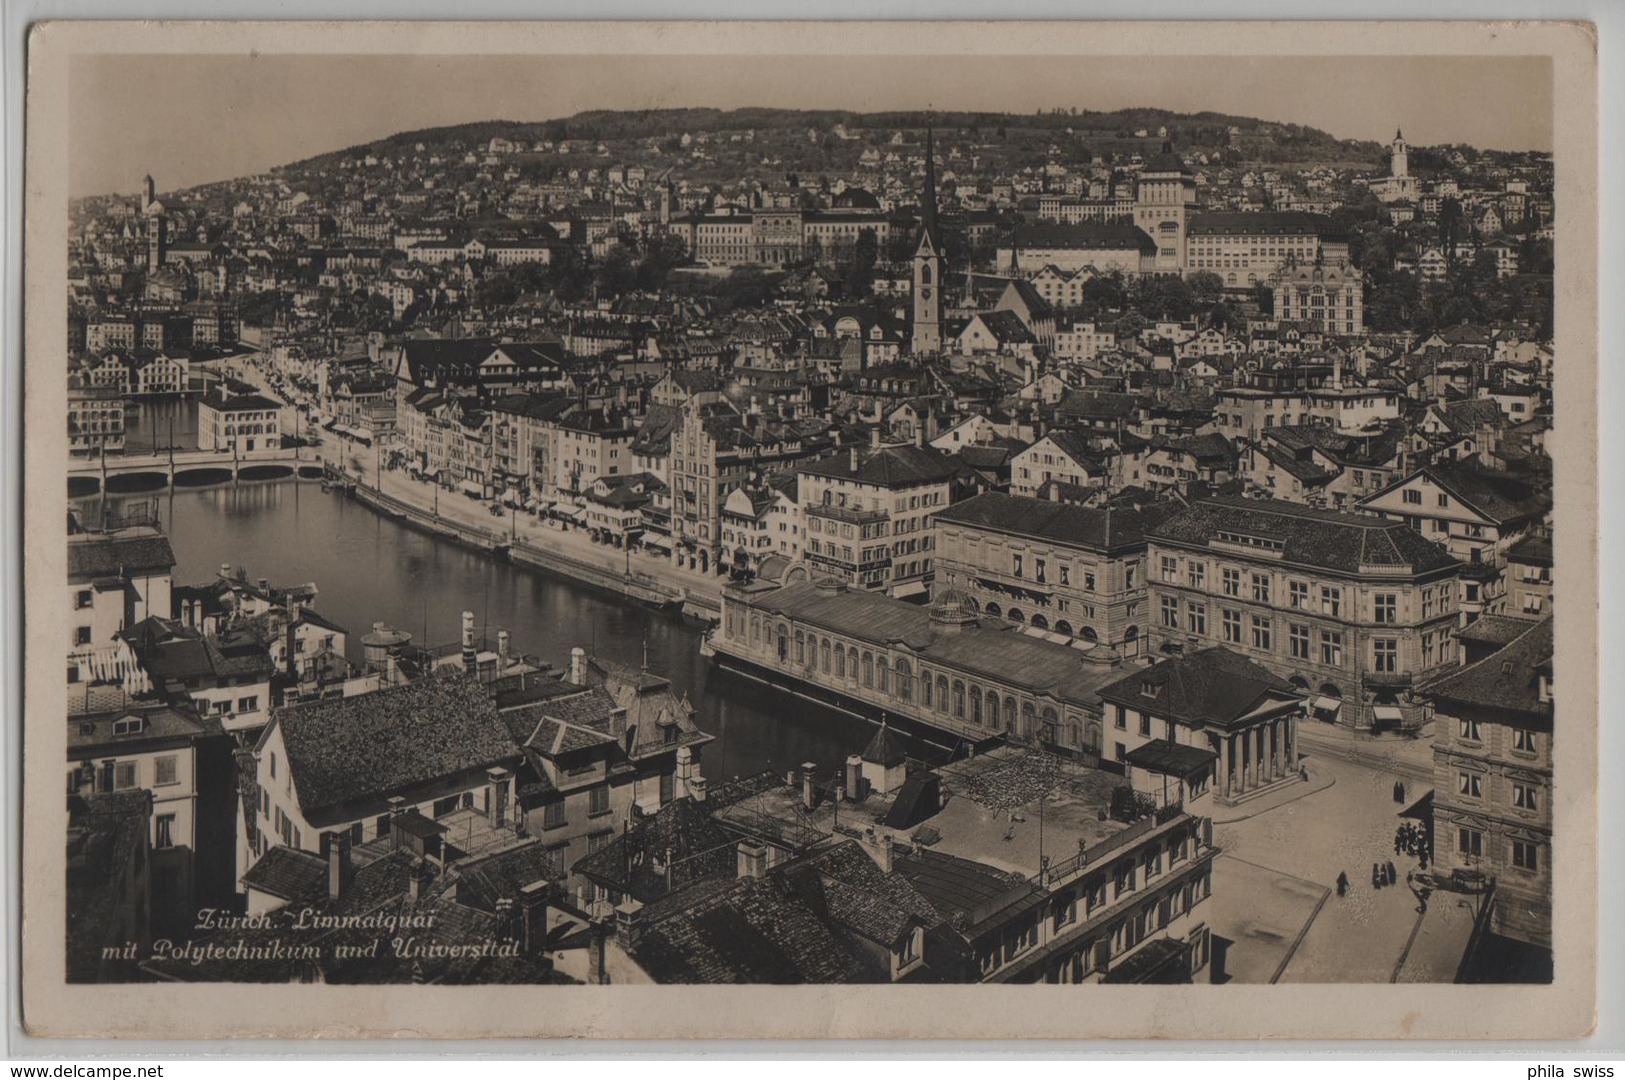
[910,128,944,356]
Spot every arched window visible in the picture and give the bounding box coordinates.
[1022,702,1038,739]
[1008,608,1025,623]
[896,659,913,702]
[1086,720,1103,754]
[1042,707,1060,743]
[984,602,1002,618]
[834,646,845,678]
[1081,626,1098,642]
[1124,625,1139,656]
[952,680,966,719]
[922,671,934,708]
[987,693,1001,729]
[878,657,890,693]
[937,676,950,713]
[1031,614,1050,630]
[795,630,805,664]
[862,651,874,688]
[970,687,983,725]
[777,624,789,662]
[920,262,933,286]
[750,615,761,645]
[848,647,859,681]
[820,639,831,673]
[1055,620,1073,636]
[1005,696,1018,732]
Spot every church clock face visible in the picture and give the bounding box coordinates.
[920,287,932,301]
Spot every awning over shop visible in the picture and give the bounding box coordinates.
[1312,696,1342,713]
[1398,789,1434,820]
[458,479,484,497]
[1373,704,1405,723]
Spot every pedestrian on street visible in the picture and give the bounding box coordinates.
[1372,862,1382,889]
[1387,860,1398,885]
[1336,871,1349,897]
[1397,781,1407,804]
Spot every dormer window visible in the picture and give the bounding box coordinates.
[1537,674,1553,703]
[112,715,145,736]
[1141,681,1161,700]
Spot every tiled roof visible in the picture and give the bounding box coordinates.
[1189,211,1329,236]
[1097,647,1299,730]
[1148,496,1459,577]
[241,845,327,903]
[798,444,955,487]
[571,797,736,902]
[68,531,177,580]
[1424,617,1553,722]
[1010,222,1157,255]
[274,674,519,823]
[935,492,1150,553]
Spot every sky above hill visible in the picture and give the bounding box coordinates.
[68,52,1552,198]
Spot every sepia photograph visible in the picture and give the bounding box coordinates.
[17,19,1599,1041]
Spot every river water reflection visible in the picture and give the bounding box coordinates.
[91,480,946,782]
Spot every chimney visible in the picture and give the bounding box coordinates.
[461,610,476,668]
[674,745,695,799]
[849,446,860,473]
[614,899,646,951]
[387,796,407,851]
[800,762,819,810]
[845,755,865,801]
[570,646,587,686]
[870,426,881,449]
[688,775,708,803]
[321,830,352,899]
[408,860,430,902]
[519,879,550,958]
[586,921,609,985]
[258,577,270,593]
[486,767,511,827]
[497,629,511,663]
[219,563,232,580]
[736,840,768,880]
[860,827,895,873]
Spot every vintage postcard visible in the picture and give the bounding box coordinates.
[19,20,1598,1040]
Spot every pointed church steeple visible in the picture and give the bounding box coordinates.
[919,127,940,250]
[910,125,945,356]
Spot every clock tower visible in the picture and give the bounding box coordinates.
[910,128,944,356]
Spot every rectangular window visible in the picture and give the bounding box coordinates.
[1513,729,1537,754]
[1114,706,1127,730]
[1403,488,1422,505]
[113,762,137,790]
[1289,581,1309,610]
[1457,772,1482,798]
[1035,558,1047,585]
[1084,571,1097,592]
[1459,718,1483,743]
[1513,783,1539,810]
[76,589,94,609]
[1222,568,1241,597]
[1187,561,1206,590]
[154,755,178,787]
[589,784,611,816]
[1512,841,1540,871]
[1186,603,1207,635]
[1289,623,1310,660]
[1320,630,1343,666]
[1250,615,1272,651]
[1160,556,1178,582]
[1160,596,1179,629]
[1320,586,1341,617]
[155,814,175,850]
[1251,574,1271,604]
[1012,554,1023,579]
[542,801,566,830]
[1458,828,1483,857]
[1422,587,1435,620]
[1373,638,1398,674]
[1374,593,1398,624]
[1422,631,1437,667]
[238,695,259,713]
[1059,565,1070,587]
[1222,608,1242,645]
